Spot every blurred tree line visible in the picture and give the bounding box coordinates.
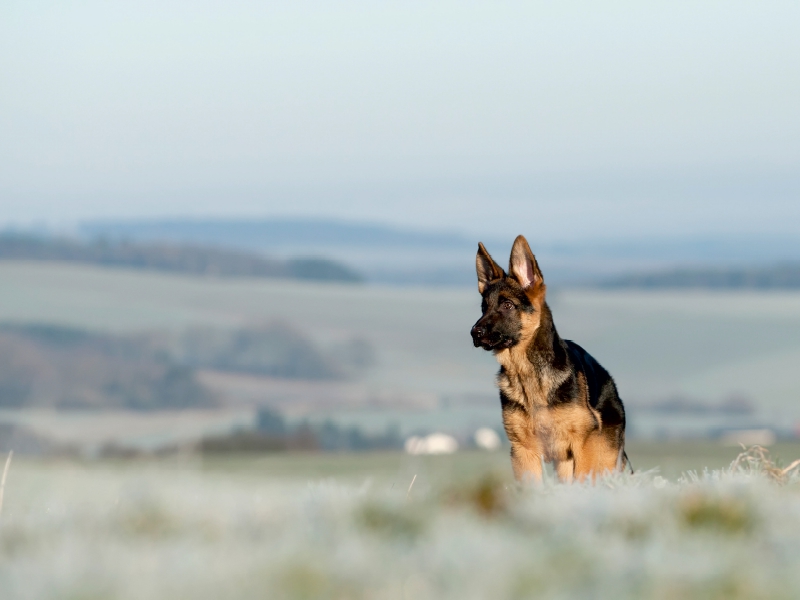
[0,322,375,410]
[198,407,403,453]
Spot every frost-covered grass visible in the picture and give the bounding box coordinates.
[1,449,800,599]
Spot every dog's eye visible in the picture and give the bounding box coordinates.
[501,300,514,310]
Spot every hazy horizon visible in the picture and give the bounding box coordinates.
[2,1,799,242]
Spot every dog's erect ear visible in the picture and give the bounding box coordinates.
[476,242,504,293]
[509,235,544,290]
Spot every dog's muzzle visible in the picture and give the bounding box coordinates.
[471,325,513,350]
[470,325,486,345]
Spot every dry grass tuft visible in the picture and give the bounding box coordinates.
[730,445,800,484]
[0,450,12,515]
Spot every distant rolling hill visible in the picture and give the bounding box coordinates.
[0,233,363,283]
[80,217,473,251]
[79,218,800,287]
[0,320,369,411]
[603,264,800,289]
[80,217,481,286]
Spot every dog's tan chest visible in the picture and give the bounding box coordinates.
[496,355,593,463]
[495,347,568,410]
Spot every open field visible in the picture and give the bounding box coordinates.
[1,261,800,443]
[2,446,800,599]
[193,441,800,482]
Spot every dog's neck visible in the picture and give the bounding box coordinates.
[495,302,569,407]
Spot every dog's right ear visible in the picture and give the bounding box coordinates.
[476,242,504,293]
[509,235,544,291]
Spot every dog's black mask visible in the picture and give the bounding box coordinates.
[470,279,533,351]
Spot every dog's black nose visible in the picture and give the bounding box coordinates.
[471,325,485,339]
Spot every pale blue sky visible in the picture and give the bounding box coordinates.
[1,1,798,241]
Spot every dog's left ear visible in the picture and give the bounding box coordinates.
[476,242,505,294]
[509,235,544,290]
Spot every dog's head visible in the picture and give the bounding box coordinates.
[470,235,546,352]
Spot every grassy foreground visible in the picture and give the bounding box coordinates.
[2,445,800,599]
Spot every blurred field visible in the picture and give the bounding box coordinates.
[3,446,800,599]
[1,260,800,444]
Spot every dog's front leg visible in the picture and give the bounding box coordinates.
[510,442,543,482]
[503,405,543,482]
[554,459,574,483]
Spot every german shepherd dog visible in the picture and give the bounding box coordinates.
[471,235,628,482]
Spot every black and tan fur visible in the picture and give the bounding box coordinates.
[470,235,628,482]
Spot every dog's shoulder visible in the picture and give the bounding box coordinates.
[563,339,625,425]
